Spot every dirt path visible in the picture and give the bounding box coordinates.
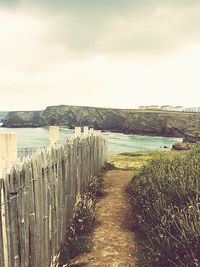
[71,170,138,267]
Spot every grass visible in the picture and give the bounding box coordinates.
[127,147,200,267]
[107,152,154,171]
[107,151,180,173]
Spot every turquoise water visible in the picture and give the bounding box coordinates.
[0,127,182,155]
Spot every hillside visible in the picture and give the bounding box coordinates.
[2,105,200,137]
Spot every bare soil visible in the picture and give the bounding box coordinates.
[70,170,138,267]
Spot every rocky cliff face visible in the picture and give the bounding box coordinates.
[3,105,200,137]
[3,111,42,127]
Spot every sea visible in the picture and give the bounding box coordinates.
[0,126,182,155]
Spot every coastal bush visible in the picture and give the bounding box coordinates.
[128,146,200,266]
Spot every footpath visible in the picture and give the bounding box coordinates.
[71,170,138,267]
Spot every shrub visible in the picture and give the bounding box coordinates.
[128,147,200,267]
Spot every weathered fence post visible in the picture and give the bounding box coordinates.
[49,126,59,146]
[89,128,94,135]
[0,181,9,267]
[83,126,89,136]
[0,133,17,177]
[94,130,101,136]
[0,132,17,267]
[75,127,81,137]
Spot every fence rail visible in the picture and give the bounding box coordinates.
[0,131,107,267]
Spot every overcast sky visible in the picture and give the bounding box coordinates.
[0,0,200,111]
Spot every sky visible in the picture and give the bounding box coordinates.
[0,0,200,111]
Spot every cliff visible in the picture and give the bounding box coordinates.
[3,105,200,137]
[0,111,8,123]
[3,111,42,127]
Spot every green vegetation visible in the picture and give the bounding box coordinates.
[108,152,154,172]
[108,151,178,173]
[127,147,200,266]
[58,171,105,266]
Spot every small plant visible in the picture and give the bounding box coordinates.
[87,173,105,198]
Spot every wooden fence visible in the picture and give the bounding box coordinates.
[0,130,107,267]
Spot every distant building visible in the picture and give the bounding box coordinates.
[161,105,175,111]
[138,105,161,110]
[174,106,184,112]
[138,105,200,112]
[184,107,200,112]
[148,105,160,109]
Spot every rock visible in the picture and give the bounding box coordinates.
[172,128,200,150]
[172,142,194,151]
[183,129,200,143]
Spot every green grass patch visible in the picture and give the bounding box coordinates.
[107,151,180,173]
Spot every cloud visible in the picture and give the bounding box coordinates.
[0,9,68,72]
[0,1,200,110]
[1,0,200,60]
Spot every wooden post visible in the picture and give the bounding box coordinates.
[0,133,17,267]
[89,128,94,135]
[75,127,81,137]
[83,126,89,136]
[1,182,9,267]
[0,133,17,177]
[94,130,101,136]
[49,126,59,146]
